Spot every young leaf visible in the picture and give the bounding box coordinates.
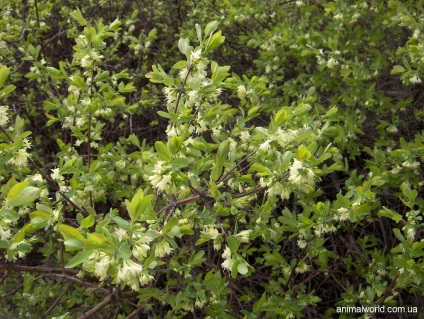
[7,180,39,207]
[161,217,179,234]
[0,65,11,88]
[155,141,172,161]
[204,21,219,37]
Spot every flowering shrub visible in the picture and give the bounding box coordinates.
[0,0,423,318]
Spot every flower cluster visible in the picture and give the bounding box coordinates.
[7,139,32,168]
[0,105,10,126]
[116,259,153,290]
[148,160,173,192]
[288,159,315,187]
[221,246,234,271]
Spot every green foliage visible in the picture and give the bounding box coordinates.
[0,0,423,318]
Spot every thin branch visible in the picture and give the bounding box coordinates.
[125,307,143,319]
[0,264,77,275]
[217,150,257,184]
[156,172,289,216]
[77,292,114,319]
[48,273,110,294]
[156,195,199,216]
[189,182,227,238]
[44,28,70,45]
[43,285,71,317]
[377,272,399,305]
[173,64,192,113]
[34,0,47,60]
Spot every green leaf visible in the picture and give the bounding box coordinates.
[227,236,240,254]
[295,103,312,116]
[171,157,189,169]
[146,65,165,83]
[157,111,171,119]
[0,65,11,88]
[30,211,50,223]
[211,140,229,181]
[126,189,154,222]
[7,179,28,201]
[188,250,205,266]
[275,107,293,125]
[117,242,132,260]
[324,106,338,117]
[378,207,403,223]
[136,195,154,221]
[162,217,179,234]
[70,9,88,26]
[111,216,132,231]
[237,261,249,275]
[163,76,174,86]
[295,145,311,160]
[7,180,39,207]
[195,23,202,42]
[1,210,20,222]
[155,141,172,161]
[81,215,95,228]
[168,136,183,154]
[65,249,95,268]
[59,224,86,242]
[178,38,190,55]
[0,84,16,98]
[393,228,405,242]
[206,31,225,52]
[59,224,86,251]
[211,63,231,83]
[138,288,161,302]
[86,233,108,247]
[173,61,187,69]
[391,65,405,74]
[204,21,219,37]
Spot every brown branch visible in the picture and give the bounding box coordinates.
[156,195,199,216]
[0,264,110,294]
[44,285,71,316]
[125,307,143,319]
[0,264,77,275]
[48,273,110,294]
[77,292,114,319]
[377,272,399,305]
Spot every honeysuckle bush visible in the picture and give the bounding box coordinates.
[0,1,423,319]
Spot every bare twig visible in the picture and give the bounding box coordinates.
[125,307,143,319]
[77,291,115,319]
[43,285,70,317]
